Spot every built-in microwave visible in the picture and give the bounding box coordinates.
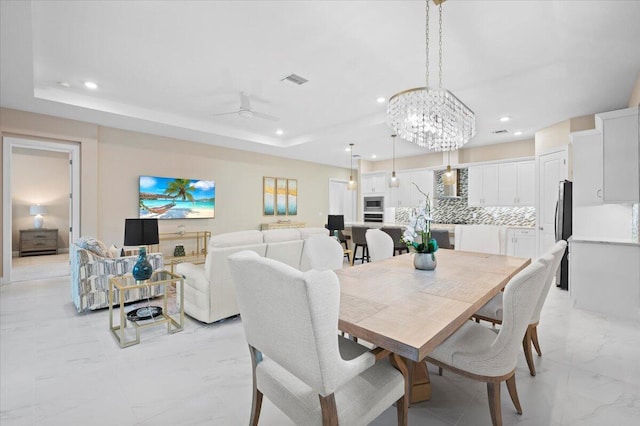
[364,196,384,212]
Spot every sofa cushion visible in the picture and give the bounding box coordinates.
[209,230,264,248]
[265,240,304,269]
[75,236,111,258]
[262,229,301,243]
[298,227,330,239]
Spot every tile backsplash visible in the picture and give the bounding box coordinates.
[395,168,536,227]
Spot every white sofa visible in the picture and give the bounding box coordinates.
[176,227,329,323]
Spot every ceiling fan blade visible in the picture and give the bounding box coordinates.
[252,111,280,122]
[211,111,238,117]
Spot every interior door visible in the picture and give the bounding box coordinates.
[537,148,568,256]
[328,179,355,223]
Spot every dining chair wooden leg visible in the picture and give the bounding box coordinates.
[319,394,338,426]
[390,353,409,426]
[530,324,542,356]
[249,346,263,426]
[522,326,536,376]
[505,374,523,414]
[487,381,503,426]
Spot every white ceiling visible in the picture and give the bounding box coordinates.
[2,0,639,169]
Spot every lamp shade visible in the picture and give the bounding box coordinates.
[124,218,159,246]
[327,215,345,232]
[29,205,47,216]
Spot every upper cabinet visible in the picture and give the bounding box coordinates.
[468,164,499,206]
[469,161,534,207]
[389,169,434,207]
[361,171,387,195]
[498,161,535,206]
[597,107,639,204]
[572,107,639,205]
[571,130,603,205]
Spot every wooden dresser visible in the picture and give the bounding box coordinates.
[19,229,58,257]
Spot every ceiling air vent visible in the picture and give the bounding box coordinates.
[492,129,508,134]
[281,74,309,85]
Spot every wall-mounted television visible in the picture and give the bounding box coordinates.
[139,175,215,219]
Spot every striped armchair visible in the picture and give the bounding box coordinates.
[70,243,164,312]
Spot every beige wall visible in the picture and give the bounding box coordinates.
[97,127,350,247]
[1,108,348,279]
[11,148,70,251]
[362,139,535,174]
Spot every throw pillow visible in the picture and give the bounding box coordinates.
[76,236,111,258]
[108,245,121,259]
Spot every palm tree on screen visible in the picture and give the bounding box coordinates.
[164,179,195,201]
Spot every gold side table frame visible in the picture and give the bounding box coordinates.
[109,270,184,348]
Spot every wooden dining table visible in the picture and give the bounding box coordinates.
[336,249,531,403]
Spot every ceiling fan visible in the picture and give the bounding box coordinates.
[212,92,279,122]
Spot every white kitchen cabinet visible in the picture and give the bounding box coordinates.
[597,107,639,203]
[498,161,535,206]
[571,129,603,205]
[389,169,433,207]
[361,172,387,195]
[506,228,536,258]
[468,164,499,206]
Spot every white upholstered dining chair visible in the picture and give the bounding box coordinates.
[426,257,551,426]
[228,250,408,426]
[365,228,394,262]
[474,240,567,376]
[300,234,345,271]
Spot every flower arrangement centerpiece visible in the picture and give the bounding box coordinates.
[402,183,438,270]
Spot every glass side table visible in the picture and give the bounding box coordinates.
[109,270,184,348]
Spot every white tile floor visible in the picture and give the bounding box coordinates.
[1,273,639,425]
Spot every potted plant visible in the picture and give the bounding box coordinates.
[402,183,439,270]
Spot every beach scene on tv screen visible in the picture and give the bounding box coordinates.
[139,176,215,219]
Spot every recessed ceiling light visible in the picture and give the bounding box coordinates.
[345,146,352,152]
[514,131,523,136]
[84,81,98,90]
[58,81,70,88]
[371,154,377,159]
[376,97,386,103]
[499,116,511,122]
[276,129,284,135]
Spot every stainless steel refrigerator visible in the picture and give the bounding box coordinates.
[555,180,572,289]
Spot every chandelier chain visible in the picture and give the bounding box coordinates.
[425,0,430,88]
[439,2,443,89]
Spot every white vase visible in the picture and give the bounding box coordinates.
[414,252,437,270]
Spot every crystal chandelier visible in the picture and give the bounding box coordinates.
[387,0,475,151]
[388,134,400,188]
[347,143,357,190]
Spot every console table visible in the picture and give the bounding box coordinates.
[260,221,306,230]
[19,229,58,257]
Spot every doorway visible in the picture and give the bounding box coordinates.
[536,146,568,256]
[328,179,356,223]
[2,137,80,283]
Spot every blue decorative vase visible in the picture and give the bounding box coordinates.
[132,247,153,281]
[414,252,437,270]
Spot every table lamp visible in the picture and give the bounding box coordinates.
[327,215,345,238]
[29,204,47,229]
[124,218,159,281]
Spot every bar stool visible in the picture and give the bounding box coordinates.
[381,227,409,255]
[351,226,370,263]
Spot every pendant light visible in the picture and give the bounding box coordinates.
[389,134,400,188]
[347,143,357,190]
[387,0,475,151]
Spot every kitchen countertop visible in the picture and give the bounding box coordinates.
[569,236,640,247]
